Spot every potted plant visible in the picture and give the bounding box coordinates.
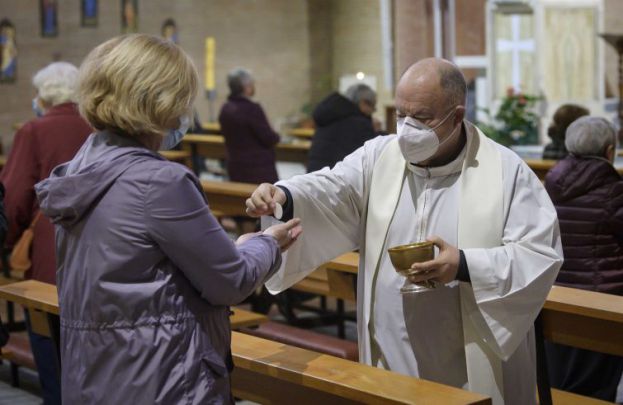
[478,88,541,147]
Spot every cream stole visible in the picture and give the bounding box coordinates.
[363,122,505,402]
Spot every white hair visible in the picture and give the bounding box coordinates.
[32,62,79,106]
[565,116,617,157]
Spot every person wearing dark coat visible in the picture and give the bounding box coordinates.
[544,116,623,402]
[307,84,377,173]
[0,62,91,405]
[542,104,589,160]
[218,68,280,184]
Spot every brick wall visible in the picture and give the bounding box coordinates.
[0,0,311,148]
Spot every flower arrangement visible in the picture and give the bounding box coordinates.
[478,88,541,146]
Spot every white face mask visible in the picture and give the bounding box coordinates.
[160,115,191,150]
[397,109,458,163]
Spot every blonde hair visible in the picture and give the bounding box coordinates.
[33,62,79,106]
[77,34,198,138]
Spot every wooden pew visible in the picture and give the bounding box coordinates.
[525,159,623,181]
[181,134,310,168]
[232,331,490,404]
[201,180,256,217]
[321,252,623,354]
[0,281,491,404]
[318,252,622,404]
[288,127,315,139]
[0,280,267,331]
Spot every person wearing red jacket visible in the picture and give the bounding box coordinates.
[0,61,91,405]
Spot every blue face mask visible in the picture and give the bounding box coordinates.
[32,98,45,117]
[160,116,191,150]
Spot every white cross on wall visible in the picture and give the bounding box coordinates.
[496,15,535,92]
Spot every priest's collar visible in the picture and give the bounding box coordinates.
[407,126,468,178]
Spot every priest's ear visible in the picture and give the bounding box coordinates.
[452,105,466,126]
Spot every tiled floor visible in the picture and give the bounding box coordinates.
[0,363,42,404]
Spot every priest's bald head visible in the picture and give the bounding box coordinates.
[395,58,467,166]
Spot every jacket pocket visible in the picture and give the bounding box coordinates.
[201,348,228,378]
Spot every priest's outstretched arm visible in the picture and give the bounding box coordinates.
[246,139,385,293]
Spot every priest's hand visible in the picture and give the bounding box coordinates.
[263,218,303,251]
[246,183,287,217]
[408,236,460,285]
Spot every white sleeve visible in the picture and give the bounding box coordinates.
[463,161,563,359]
[265,138,386,293]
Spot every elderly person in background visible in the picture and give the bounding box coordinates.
[0,61,91,405]
[35,35,301,404]
[544,116,623,402]
[218,68,280,184]
[542,104,589,160]
[307,84,377,173]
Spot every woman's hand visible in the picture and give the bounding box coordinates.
[263,218,303,251]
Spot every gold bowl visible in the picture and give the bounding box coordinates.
[388,241,436,290]
[387,241,434,275]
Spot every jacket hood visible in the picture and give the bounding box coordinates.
[35,131,160,229]
[545,156,621,202]
[313,92,368,127]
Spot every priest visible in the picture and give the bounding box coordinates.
[246,58,563,404]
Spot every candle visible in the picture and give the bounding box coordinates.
[205,37,215,91]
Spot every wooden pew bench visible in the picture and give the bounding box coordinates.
[0,281,491,404]
[201,180,256,217]
[181,134,310,173]
[316,252,623,404]
[232,331,490,404]
[525,159,623,181]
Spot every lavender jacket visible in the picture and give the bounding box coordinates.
[35,132,281,404]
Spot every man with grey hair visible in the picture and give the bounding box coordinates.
[307,83,377,172]
[545,116,623,402]
[247,58,562,404]
[218,67,279,184]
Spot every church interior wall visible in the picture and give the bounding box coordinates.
[0,0,311,149]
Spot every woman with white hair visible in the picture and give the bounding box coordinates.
[0,61,92,405]
[544,116,623,402]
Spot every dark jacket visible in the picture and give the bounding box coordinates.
[0,103,91,284]
[307,92,376,173]
[35,131,282,404]
[218,96,280,184]
[544,156,623,294]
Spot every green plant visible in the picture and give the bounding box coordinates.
[478,88,541,147]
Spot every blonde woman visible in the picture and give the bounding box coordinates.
[36,34,300,404]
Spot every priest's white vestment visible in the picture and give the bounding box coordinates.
[266,121,563,404]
